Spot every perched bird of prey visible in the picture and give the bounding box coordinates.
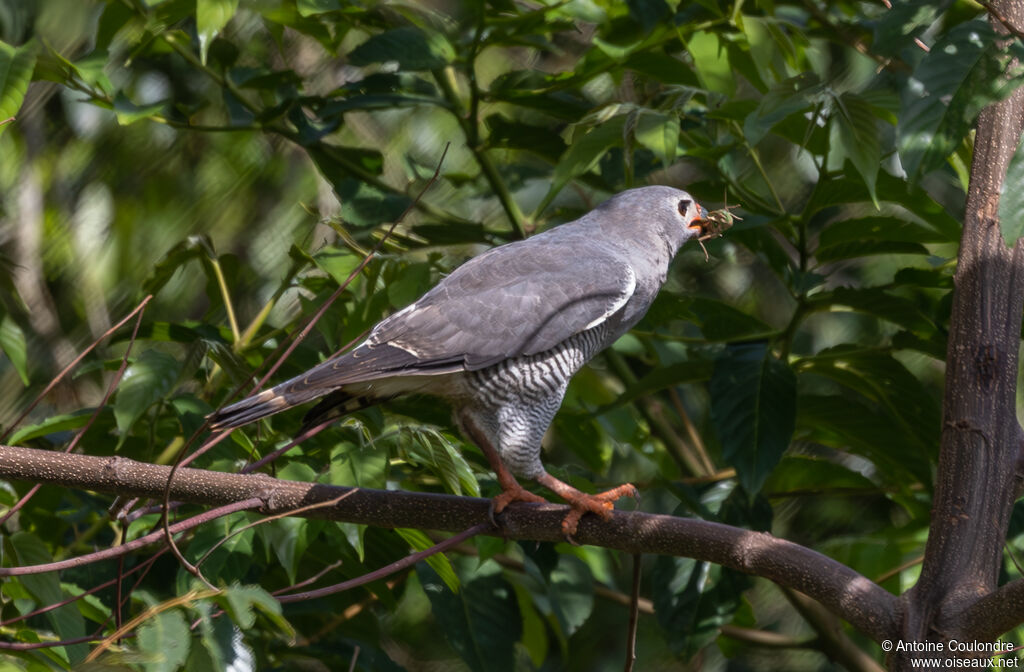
[211,186,710,535]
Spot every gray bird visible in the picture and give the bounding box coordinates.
[210,186,710,535]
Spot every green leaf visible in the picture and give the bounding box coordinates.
[818,216,950,247]
[764,455,878,495]
[0,314,28,385]
[10,532,87,665]
[898,20,1024,181]
[112,91,165,126]
[9,408,113,444]
[797,394,932,487]
[710,343,796,495]
[688,297,775,341]
[609,360,714,408]
[831,92,881,207]
[1000,134,1024,247]
[395,527,459,593]
[545,555,594,637]
[806,171,962,242]
[404,427,480,497]
[312,245,363,287]
[542,114,627,210]
[743,72,822,145]
[485,113,567,161]
[795,346,941,451]
[216,583,294,641]
[387,262,432,309]
[191,604,235,671]
[809,287,937,335]
[634,110,679,168]
[348,26,454,71]
[143,236,208,296]
[687,30,735,96]
[652,555,749,658]
[196,0,238,64]
[872,0,949,58]
[815,240,928,262]
[297,0,342,16]
[418,560,521,672]
[137,608,190,672]
[114,350,182,439]
[0,39,36,138]
[329,441,387,489]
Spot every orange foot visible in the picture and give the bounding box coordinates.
[489,482,549,527]
[537,474,639,538]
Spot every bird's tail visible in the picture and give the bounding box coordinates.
[208,381,330,430]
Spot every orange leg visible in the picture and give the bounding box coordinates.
[462,417,548,525]
[461,414,637,537]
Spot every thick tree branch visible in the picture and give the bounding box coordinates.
[954,577,1024,641]
[0,444,897,642]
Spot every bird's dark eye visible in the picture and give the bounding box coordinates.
[677,199,692,216]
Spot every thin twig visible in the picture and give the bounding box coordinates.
[277,523,490,602]
[0,295,153,444]
[0,498,263,576]
[195,492,356,570]
[624,553,642,672]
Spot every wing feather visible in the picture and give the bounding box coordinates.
[368,231,637,369]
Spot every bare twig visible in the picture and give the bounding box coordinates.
[277,522,490,602]
[624,553,642,672]
[0,496,263,576]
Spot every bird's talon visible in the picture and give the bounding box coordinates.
[486,499,499,529]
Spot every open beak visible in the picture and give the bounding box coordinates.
[688,204,710,236]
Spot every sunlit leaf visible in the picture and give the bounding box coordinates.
[395,527,460,592]
[0,39,35,137]
[687,30,735,96]
[635,110,679,167]
[112,91,165,126]
[196,0,238,64]
[898,20,1024,181]
[137,608,191,672]
[216,583,294,641]
[0,314,28,385]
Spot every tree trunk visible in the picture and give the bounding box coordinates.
[893,1,1024,667]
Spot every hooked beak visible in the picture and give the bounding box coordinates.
[688,204,710,236]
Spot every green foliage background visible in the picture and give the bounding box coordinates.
[1,0,1022,669]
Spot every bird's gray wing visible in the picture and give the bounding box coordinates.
[303,234,637,382]
[378,237,634,365]
[210,233,635,429]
